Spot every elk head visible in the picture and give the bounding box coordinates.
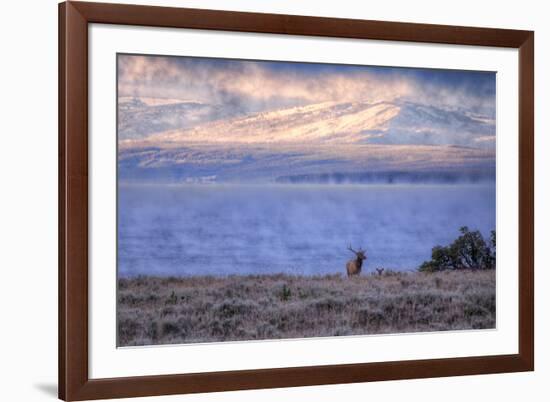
[347,245,367,261]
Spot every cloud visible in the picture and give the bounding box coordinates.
[118,55,494,114]
[117,55,414,110]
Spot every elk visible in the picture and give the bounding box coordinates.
[346,245,367,277]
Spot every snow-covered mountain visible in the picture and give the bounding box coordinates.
[146,101,400,145]
[118,98,495,183]
[118,97,230,139]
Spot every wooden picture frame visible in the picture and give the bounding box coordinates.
[59,1,534,400]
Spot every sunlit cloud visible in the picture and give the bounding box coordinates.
[118,55,414,108]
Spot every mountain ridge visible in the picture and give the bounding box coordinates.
[118,98,495,183]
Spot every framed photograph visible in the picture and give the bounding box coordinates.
[59,1,534,400]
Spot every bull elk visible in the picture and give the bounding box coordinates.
[346,245,367,277]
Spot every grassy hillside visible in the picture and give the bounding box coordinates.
[118,270,495,347]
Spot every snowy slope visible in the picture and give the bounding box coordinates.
[118,98,495,183]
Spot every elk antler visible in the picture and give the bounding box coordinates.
[347,244,358,254]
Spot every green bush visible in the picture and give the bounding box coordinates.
[419,227,495,272]
[277,284,292,301]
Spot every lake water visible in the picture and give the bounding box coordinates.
[118,184,495,277]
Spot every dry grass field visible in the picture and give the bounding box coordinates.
[117,270,495,346]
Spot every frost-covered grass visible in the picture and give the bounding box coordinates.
[117,270,495,347]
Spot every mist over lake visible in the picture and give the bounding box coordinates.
[118,183,495,277]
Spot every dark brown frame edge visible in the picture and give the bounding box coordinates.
[59,1,534,400]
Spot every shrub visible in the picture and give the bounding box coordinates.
[419,227,495,272]
[165,291,178,305]
[277,284,292,301]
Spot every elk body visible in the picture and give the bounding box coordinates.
[346,245,367,277]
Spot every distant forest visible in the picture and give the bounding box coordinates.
[275,170,496,184]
